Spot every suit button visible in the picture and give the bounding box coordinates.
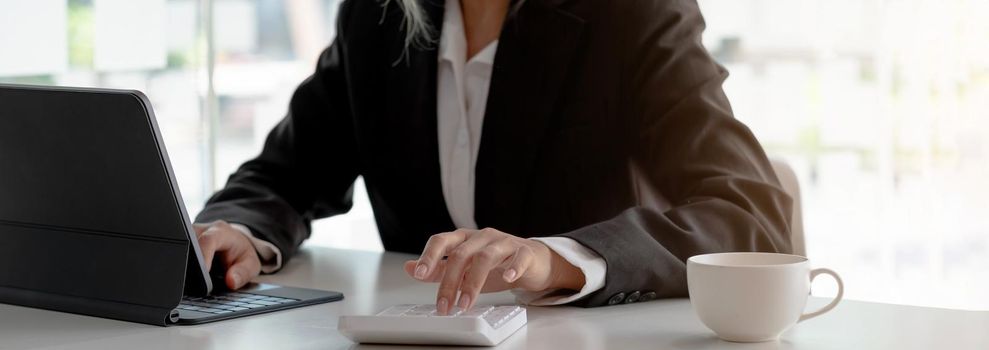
[625,291,641,304]
[640,291,657,302]
[608,293,626,305]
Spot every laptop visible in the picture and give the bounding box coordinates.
[0,84,343,326]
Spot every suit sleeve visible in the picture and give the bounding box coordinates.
[558,0,793,306]
[195,36,358,268]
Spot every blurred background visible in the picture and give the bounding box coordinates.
[1,0,986,310]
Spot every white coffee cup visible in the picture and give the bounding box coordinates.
[686,252,843,342]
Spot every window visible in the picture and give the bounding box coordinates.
[208,0,381,251]
[699,0,989,309]
[1,0,208,217]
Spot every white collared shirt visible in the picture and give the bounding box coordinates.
[435,0,492,231]
[434,0,605,305]
[231,0,607,305]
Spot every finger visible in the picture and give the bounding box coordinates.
[197,229,223,271]
[198,227,240,272]
[414,230,470,281]
[193,220,228,237]
[193,223,211,236]
[458,239,515,310]
[225,252,262,290]
[500,245,535,284]
[404,260,448,282]
[435,233,499,315]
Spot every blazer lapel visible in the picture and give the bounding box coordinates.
[379,0,457,236]
[474,0,586,233]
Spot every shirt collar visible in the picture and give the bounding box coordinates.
[439,0,498,65]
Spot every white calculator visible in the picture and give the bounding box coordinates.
[338,304,527,346]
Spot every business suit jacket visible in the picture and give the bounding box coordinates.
[196,0,793,307]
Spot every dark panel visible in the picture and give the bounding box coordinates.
[0,87,187,241]
[0,223,186,309]
[0,284,175,326]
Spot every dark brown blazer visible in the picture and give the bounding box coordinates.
[196,0,793,307]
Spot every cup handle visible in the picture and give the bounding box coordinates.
[798,268,844,322]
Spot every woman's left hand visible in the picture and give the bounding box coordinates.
[403,228,585,315]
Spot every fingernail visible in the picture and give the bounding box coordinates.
[437,297,449,315]
[415,264,428,279]
[503,268,518,282]
[458,295,471,310]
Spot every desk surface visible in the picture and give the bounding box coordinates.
[0,247,986,350]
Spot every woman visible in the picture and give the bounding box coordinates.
[193,0,792,315]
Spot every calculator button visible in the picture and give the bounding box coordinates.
[378,305,415,316]
[430,307,463,317]
[404,305,437,316]
[461,306,495,318]
[484,306,522,328]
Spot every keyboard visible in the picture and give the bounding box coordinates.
[338,304,527,346]
[168,284,344,325]
[178,292,299,315]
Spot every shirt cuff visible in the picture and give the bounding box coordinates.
[511,237,606,305]
[229,223,283,274]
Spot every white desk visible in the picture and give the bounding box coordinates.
[0,247,986,350]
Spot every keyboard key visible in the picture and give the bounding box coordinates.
[444,307,465,317]
[461,306,495,318]
[378,305,415,316]
[483,306,522,328]
[428,306,464,317]
[260,297,290,303]
[403,305,435,316]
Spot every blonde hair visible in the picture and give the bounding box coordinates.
[382,0,524,58]
[382,0,436,50]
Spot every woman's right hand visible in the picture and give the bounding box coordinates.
[193,220,262,290]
